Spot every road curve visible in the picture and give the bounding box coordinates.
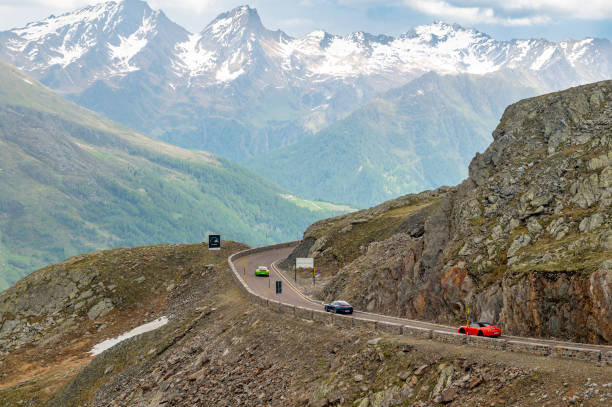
[231,243,612,353]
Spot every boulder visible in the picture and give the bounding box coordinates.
[87,298,114,320]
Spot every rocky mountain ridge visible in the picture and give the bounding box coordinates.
[284,81,612,344]
[3,2,609,90]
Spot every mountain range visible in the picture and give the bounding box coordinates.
[1,0,611,207]
[0,61,347,290]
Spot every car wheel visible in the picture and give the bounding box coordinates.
[477,330,483,336]
[334,308,338,314]
[459,328,465,334]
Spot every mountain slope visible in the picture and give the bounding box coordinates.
[283,81,612,344]
[0,61,346,290]
[2,243,602,407]
[254,72,537,207]
[1,1,611,206]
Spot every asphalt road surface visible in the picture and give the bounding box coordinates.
[235,244,612,352]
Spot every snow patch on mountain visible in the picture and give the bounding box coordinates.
[90,316,168,356]
[48,43,87,67]
[173,33,216,77]
[216,58,245,82]
[204,5,258,46]
[12,2,118,43]
[107,14,156,74]
[563,38,594,66]
[208,13,243,41]
[530,46,557,70]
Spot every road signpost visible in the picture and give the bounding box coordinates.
[208,234,221,264]
[296,257,314,283]
[208,234,221,250]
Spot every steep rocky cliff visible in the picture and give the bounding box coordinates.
[285,81,612,344]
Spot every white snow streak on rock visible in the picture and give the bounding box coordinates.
[566,38,594,66]
[174,33,216,76]
[530,46,557,70]
[48,43,88,67]
[108,15,155,74]
[89,316,168,356]
[12,4,114,42]
[216,62,245,82]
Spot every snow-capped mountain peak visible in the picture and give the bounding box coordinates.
[1,1,609,92]
[204,5,264,38]
[2,0,183,77]
[201,5,288,47]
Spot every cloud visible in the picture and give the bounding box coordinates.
[148,0,218,14]
[489,1,612,20]
[402,0,550,26]
[339,0,612,25]
[5,0,99,9]
[9,0,232,14]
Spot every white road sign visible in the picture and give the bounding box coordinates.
[296,257,314,268]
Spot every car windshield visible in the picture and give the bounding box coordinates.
[470,323,482,327]
[336,301,350,306]
[479,322,493,327]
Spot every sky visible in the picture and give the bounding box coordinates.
[0,0,611,41]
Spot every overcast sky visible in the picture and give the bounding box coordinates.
[1,0,611,41]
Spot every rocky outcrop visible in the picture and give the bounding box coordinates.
[0,243,229,359]
[0,256,109,355]
[289,81,612,344]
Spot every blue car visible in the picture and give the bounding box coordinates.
[325,301,353,314]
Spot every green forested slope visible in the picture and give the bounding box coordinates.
[0,62,346,290]
[252,72,537,208]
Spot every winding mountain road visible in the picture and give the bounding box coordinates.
[231,243,612,353]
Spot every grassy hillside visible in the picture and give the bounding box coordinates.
[0,62,348,290]
[252,72,536,208]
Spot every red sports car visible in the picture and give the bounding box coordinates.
[458,322,501,337]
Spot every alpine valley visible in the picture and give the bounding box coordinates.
[2,0,611,207]
[0,61,348,290]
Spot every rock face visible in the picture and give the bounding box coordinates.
[288,81,612,344]
[0,243,231,359]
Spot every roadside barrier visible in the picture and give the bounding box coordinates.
[228,245,611,366]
